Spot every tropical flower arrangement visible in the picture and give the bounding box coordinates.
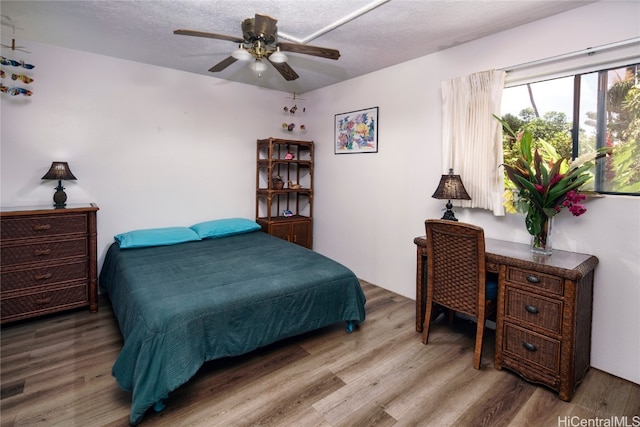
[496,116,606,254]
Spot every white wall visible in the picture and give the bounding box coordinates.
[1,42,286,265]
[1,1,638,385]
[308,1,640,384]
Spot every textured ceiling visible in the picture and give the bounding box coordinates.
[1,0,594,93]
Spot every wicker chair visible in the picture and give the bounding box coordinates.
[421,219,497,369]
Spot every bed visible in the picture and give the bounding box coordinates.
[99,222,366,425]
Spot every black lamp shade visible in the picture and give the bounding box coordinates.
[41,162,77,181]
[432,168,471,201]
[431,168,470,221]
[42,162,77,208]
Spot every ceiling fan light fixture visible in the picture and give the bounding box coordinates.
[269,47,287,63]
[231,44,252,61]
[252,59,268,74]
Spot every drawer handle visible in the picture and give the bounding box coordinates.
[34,297,52,305]
[34,273,53,280]
[33,224,52,231]
[523,342,537,352]
[526,274,541,284]
[525,304,539,314]
[34,248,52,256]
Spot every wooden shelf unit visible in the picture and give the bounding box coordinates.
[256,137,313,249]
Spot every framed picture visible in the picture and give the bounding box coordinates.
[334,106,378,154]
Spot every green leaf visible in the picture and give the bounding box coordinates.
[514,175,544,209]
[493,114,517,138]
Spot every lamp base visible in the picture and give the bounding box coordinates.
[441,200,458,221]
[52,180,67,208]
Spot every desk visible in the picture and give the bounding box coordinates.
[414,236,598,401]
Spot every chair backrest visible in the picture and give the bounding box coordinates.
[424,219,487,317]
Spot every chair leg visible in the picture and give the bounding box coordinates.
[473,314,485,369]
[422,302,434,344]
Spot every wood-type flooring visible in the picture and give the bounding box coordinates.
[1,281,638,426]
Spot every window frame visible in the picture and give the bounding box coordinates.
[502,62,639,196]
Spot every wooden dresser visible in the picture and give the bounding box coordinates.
[1,204,99,323]
[415,236,598,401]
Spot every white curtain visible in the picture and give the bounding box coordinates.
[441,69,506,216]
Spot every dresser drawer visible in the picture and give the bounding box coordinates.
[505,287,562,334]
[0,284,88,321]
[503,322,560,374]
[1,260,88,293]
[0,238,88,267]
[1,214,87,241]
[506,267,564,296]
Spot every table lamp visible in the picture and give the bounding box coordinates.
[42,161,77,208]
[431,168,471,221]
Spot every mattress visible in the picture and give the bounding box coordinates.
[99,230,366,424]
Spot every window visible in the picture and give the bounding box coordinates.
[500,63,640,195]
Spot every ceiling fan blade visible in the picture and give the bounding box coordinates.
[174,29,243,44]
[209,56,238,73]
[269,60,299,81]
[254,14,277,40]
[279,42,340,60]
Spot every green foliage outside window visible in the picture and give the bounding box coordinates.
[500,64,640,195]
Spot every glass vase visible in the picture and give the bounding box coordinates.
[530,215,553,255]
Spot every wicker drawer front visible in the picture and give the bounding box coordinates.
[0,238,88,267]
[505,287,562,334]
[1,260,88,292]
[0,285,88,320]
[503,322,560,373]
[1,215,87,240]
[506,267,564,296]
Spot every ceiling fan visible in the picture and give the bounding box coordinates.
[174,14,340,81]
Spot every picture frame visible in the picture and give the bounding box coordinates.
[334,106,378,154]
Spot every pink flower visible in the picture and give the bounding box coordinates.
[569,203,587,216]
[549,174,564,186]
[566,190,586,203]
[534,184,545,193]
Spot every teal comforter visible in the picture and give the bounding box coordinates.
[99,231,366,425]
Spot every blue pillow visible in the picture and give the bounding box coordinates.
[114,227,201,249]
[190,218,261,239]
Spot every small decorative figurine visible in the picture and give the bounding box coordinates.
[11,74,33,84]
[284,152,295,160]
[282,209,293,217]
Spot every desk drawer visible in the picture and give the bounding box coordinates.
[0,238,88,267]
[1,260,88,292]
[1,284,88,321]
[506,267,564,296]
[503,322,560,374]
[505,287,562,334]
[1,215,87,240]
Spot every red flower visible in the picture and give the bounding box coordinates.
[569,203,587,216]
[549,174,564,187]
